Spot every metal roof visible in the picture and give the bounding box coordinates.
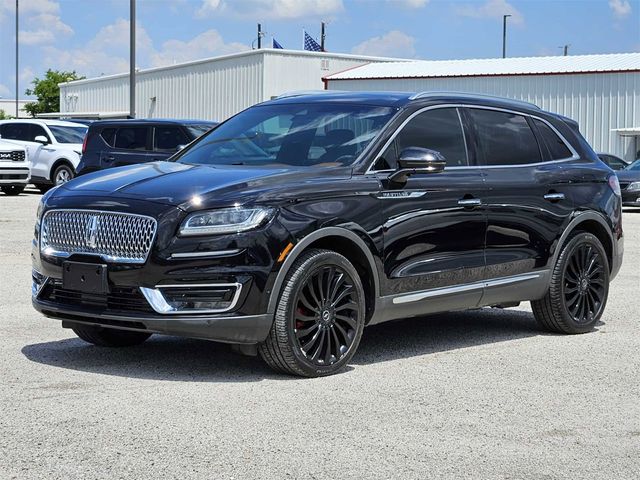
[325,52,640,80]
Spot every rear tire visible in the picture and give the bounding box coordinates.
[72,324,151,347]
[259,249,366,377]
[532,232,609,334]
[1,185,24,196]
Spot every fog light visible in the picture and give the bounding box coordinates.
[140,283,242,314]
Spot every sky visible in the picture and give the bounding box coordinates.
[0,0,638,100]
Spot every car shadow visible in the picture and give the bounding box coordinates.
[622,208,640,213]
[22,308,547,382]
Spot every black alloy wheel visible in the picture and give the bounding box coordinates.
[259,249,366,377]
[563,242,606,324]
[293,264,360,366]
[532,232,609,334]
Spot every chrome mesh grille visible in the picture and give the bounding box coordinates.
[41,210,157,264]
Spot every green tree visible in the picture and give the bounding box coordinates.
[0,109,13,120]
[23,69,84,117]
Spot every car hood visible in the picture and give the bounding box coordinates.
[56,161,354,210]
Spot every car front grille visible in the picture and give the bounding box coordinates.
[0,150,25,162]
[41,210,157,264]
[40,280,155,314]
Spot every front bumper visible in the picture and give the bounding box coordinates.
[32,293,273,344]
[0,166,30,185]
[622,189,640,206]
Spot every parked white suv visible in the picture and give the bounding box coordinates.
[0,140,29,195]
[0,119,87,193]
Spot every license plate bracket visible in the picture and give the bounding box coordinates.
[62,261,109,294]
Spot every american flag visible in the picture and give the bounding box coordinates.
[303,31,322,52]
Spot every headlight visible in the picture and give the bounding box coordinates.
[627,181,640,192]
[179,207,275,236]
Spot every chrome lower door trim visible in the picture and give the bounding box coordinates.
[391,271,546,305]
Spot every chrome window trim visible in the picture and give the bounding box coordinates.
[365,103,579,174]
[140,282,243,315]
[40,209,158,264]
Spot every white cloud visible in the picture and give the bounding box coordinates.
[43,19,249,77]
[609,0,632,18]
[151,30,248,67]
[456,0,524,25]
[197,0,344,19]
[351,30,416,58]
[0,83,11,97]
[20,13,74,45]
[388,0,429,8]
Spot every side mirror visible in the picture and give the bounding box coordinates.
[389,147,446,184]
[34,135,49,145]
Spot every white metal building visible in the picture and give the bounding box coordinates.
[325,53,640,161]
[57,49,401,122]
[0,99,29,118]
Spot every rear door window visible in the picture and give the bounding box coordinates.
[532,118,573,160]
[468,108,541,166]
[114,127,149,151]
[154,126,189,152]
[100,128,117,146]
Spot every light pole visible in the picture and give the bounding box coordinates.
[129,0,136,119]
[15,0,19,117]
[502,14,511,58]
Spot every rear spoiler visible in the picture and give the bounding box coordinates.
[557,114,580,133]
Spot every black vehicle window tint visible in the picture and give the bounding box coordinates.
[533,118,572,160]
[154,126,189,151]
[1,123,30,141]
[101,128,116,146]
[114,127,148,150]
[469,109,541,165]
[30,124,51,142]
[394,108,468,167]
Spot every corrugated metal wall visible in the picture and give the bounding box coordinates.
[59,50,393,123]
[328,72,640,161]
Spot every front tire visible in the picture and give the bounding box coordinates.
[52,164,74,186]
[1,185,25,196]
[532,232,609,334]
[259,249,366,377]
[72,324,151,347]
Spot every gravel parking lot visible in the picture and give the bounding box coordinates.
[1,191,639,479]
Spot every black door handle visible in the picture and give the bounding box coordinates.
[103,156,115,162]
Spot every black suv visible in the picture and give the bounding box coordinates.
[32,92,623,377]
[77,119,216,175]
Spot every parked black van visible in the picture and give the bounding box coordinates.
[33,92,623,377]
[77,119,216,175]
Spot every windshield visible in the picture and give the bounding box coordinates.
[48,125,88,144]
[175,103,396,168]
[186,124,215,138]
[625,159,640,171]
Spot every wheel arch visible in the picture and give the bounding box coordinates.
[267,227,381,323]
[552,211,614,271]
[49,158,75,182]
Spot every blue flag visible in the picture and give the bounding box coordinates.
[273,38,283,49]
[303,31,322,52]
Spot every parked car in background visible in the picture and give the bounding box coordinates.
[32,92,623,377]
[0,139,29,195]
[598,153,630,171]
[0,119,87,192]
[616,159,640,206]
[77,119,216,176]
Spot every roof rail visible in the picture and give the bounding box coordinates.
[275,90,342,99]
[409,91,540,109]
